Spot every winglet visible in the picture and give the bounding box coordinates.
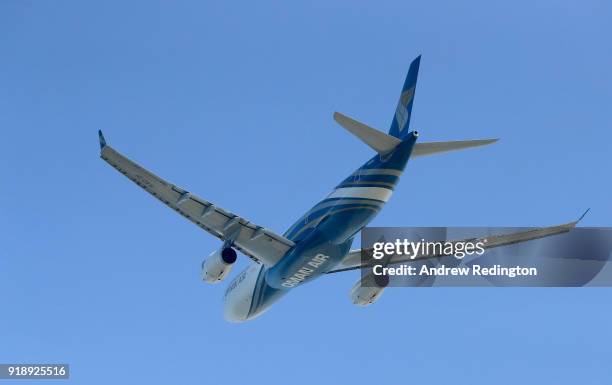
[577,208,591,223]
[566,208,591,228]
[98,130,107,150]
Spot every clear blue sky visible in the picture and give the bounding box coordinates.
[1,1,611,384]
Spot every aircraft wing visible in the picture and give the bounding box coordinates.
[98,131,294,267]
[326,212,589,274]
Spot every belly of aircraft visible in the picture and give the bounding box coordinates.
[224,205,380,321]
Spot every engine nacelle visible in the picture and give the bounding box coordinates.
[202,247,237,284]
[349,273,389,306]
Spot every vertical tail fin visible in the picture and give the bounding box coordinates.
[388,55,421,139]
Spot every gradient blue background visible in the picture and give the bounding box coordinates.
[1,1,611,384]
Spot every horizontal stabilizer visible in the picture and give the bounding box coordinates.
[334,112,400,155]
[411,139,498,158]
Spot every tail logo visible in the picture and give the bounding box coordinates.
[395,86,415,132]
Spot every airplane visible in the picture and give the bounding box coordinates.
[99,56,583,322]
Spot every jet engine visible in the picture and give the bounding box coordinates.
[202,247,237,284]
[349,273,389,306]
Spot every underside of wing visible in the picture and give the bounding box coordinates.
[99,131,294,267]
[326,213,588,274]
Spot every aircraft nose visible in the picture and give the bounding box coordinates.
[224,310,249,323]
[223,301,251,323]
[223,265,261,323]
